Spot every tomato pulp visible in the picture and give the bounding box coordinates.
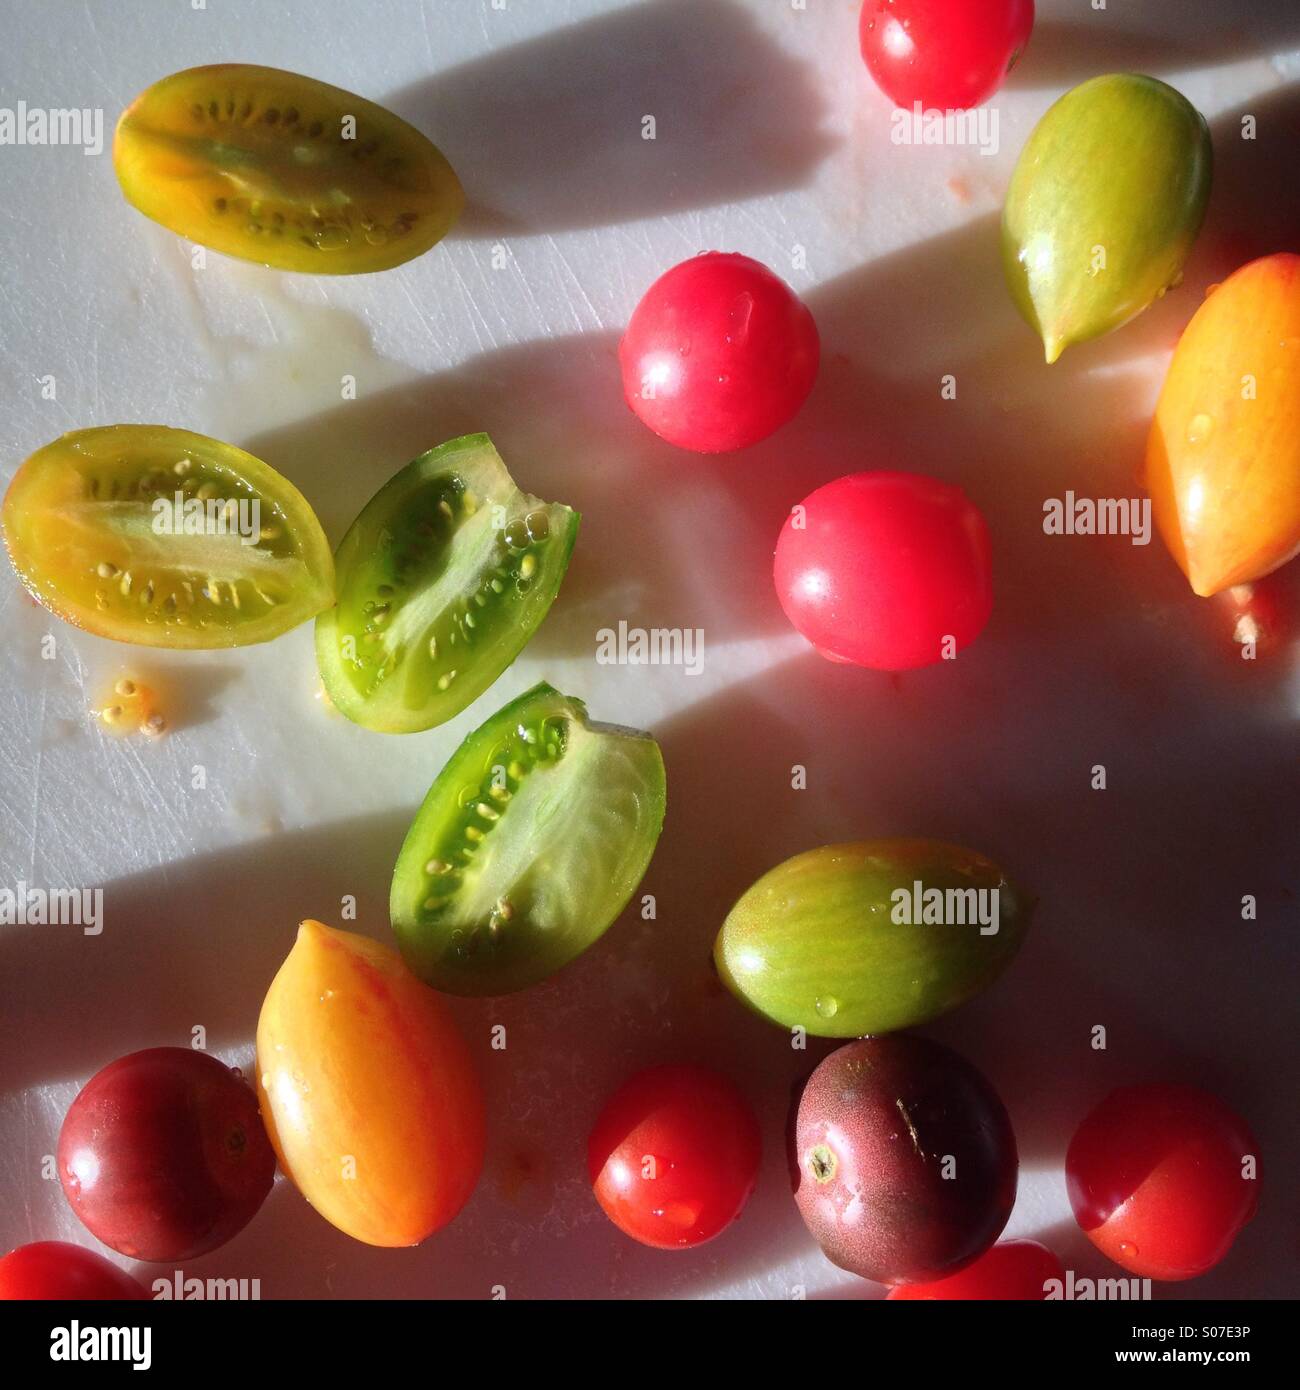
[774,470,992,670]
[619,252,819,453]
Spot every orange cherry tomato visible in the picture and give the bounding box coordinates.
[256,921,485,1247]
[1147,253,1300,596]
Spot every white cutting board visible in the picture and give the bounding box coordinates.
[1,0,1297,1300]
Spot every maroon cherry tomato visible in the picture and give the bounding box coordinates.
[860,0,1035,110]
[588,1064,762,1249]
[774,471,992,670]
[58,1047,276,1262]
[886,1239,1062,1300]
[1066,1084,1260,1282]
[0,1242,150,1301]
[619,252,819,453]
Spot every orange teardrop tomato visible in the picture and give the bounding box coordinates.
[1147,253,1300,596]
[256,921,484,1247]
[114,65,464,274]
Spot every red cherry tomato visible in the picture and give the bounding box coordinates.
[619,252,819,453]
[774,471,992,670]
[588,1064,762,1249]
[887,1239,1063,1300]
[860,0,1035,111]
[1066,1085,1260,1282]
[58,1047,277,1262]
[0,1242,150,1301]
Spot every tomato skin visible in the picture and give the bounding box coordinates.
[588,1064,761,1250]
[774,471,992,670]
[860,0,1034,110]
[887,1240,1062,1300]
[256,921,485,1247]
[58,1048,276,1262]
[1148,254,1300,596]
[619,252,819,453]
[1066,1085,1260,1281]
[0,1243,150,1301]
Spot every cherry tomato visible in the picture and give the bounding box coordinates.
[887,1239,1062,1300]
[58,1048,276,1262]
[0,1243,150,1301]
[774,471,992,670]
[257,921,485,1247]
[860,0,1035,111]
[1066,1085,1260,1281]
[115,65,463,274]
[619,252,819,453]
[588,1064,761,1249]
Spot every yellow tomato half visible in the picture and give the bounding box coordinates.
[256,921,485,1247]
[114,65,464,274]
[1147,253,1300,596]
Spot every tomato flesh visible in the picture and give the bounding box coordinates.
[887,1240,1063,1299]
[58,1048,276,1262]
[316,435,578,733]
[114,65,463,274]
[774,471,992,670]
[588,1064,761,1250]
[3,425,333,648]
[256,920,485,1247]
[391,682,666,994]
[860,0,1035,110]
[1066,1085,1260,1281]
[0,1243,150,1301]
[619,252,820,453]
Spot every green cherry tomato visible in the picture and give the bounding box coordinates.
[1002,73,1212,363]
[3,425,333,648]
[391,682,666,995]
[315,434,578,734]
[714,840,1032,1038]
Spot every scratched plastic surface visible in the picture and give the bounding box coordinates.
[1,1,1297,1300]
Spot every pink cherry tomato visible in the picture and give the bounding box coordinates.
[860,0,1035,111]
[619,252,819,453]
[774,471,993,670]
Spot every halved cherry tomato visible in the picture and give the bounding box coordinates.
[588,1064,761,1250]
[115,65,463,274]
[774,471,992,670]
[391,682,666,994]
[316,434,578,733]
[58,1048,276,1262]
[1066,1084,1260,1281]
[887,1240,1063,1299]
[256,921,485,1247]
[0,1243,150,1301]
[860,0,1035,110]
[619,252,819,453]
[3,425,333,648]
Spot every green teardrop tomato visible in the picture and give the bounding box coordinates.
[3,425,333,648]
[391,682,666,995]
[1002,73,1212,363]
[714,840,1032,1038]
[316,434,578,734]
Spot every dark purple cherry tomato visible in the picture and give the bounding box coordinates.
[58,1047,276,1261]
[619,252,819,453]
